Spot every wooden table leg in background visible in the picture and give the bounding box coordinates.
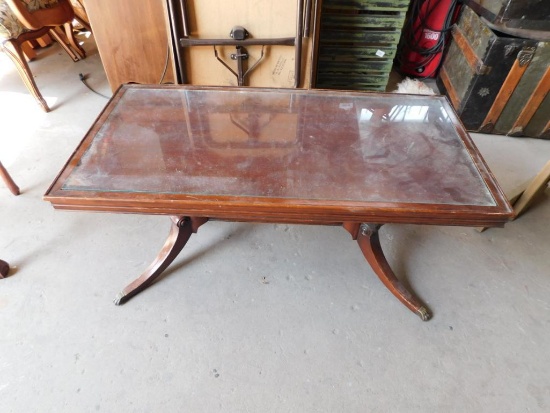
[114,216,208,305]
[1,161,18,278]
[0,160,20,195]
[0,260,9,279]
[343,222,431,321]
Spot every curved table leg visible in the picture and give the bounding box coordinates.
[114,216,208,305]
[0,259,9,279]
[350,223,431,321]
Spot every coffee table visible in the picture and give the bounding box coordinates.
[44,84,513,320]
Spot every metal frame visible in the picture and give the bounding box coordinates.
[166,0,310,87]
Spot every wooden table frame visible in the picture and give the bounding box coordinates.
[45,85,513,321]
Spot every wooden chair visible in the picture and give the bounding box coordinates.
[69,0,90,32]
[0,0,86,112]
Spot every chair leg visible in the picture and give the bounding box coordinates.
[0,160,20,195]
[48,27,79,62]
[1,41,50,112]
[62,22,86,59]
[74,15,92,33]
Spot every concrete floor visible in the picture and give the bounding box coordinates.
[1,34,550,413]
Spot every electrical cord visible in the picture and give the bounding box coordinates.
[79,38,170,94]
[79,73,111,99]
[158,40,170,84]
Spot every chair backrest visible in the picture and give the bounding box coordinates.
[0,0,29,39]
[0,0,73,40]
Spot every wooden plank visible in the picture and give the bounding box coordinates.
[508,66,550,136]
[477,160,550,232]
[479,57,530,132]
[475,178,527,232]
[513,160,550,218]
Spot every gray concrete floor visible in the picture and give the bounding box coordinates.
[1,34,550,413]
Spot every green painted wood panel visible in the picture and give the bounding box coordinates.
[319,30,402,44]
[318,60,394,73]
[316,0,411,91]
[321,14,406,30]
[317,74,390,84]
[318,45,397,60]
[323,0,410,10]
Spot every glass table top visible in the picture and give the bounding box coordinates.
[58,86,496,207]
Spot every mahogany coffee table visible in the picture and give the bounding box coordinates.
[45,85,513,320]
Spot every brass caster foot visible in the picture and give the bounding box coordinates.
[113,292,128,305]
[0,259,9,279]
[417,307,431,321]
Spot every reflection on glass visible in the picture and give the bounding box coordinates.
[62,88,495,207]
